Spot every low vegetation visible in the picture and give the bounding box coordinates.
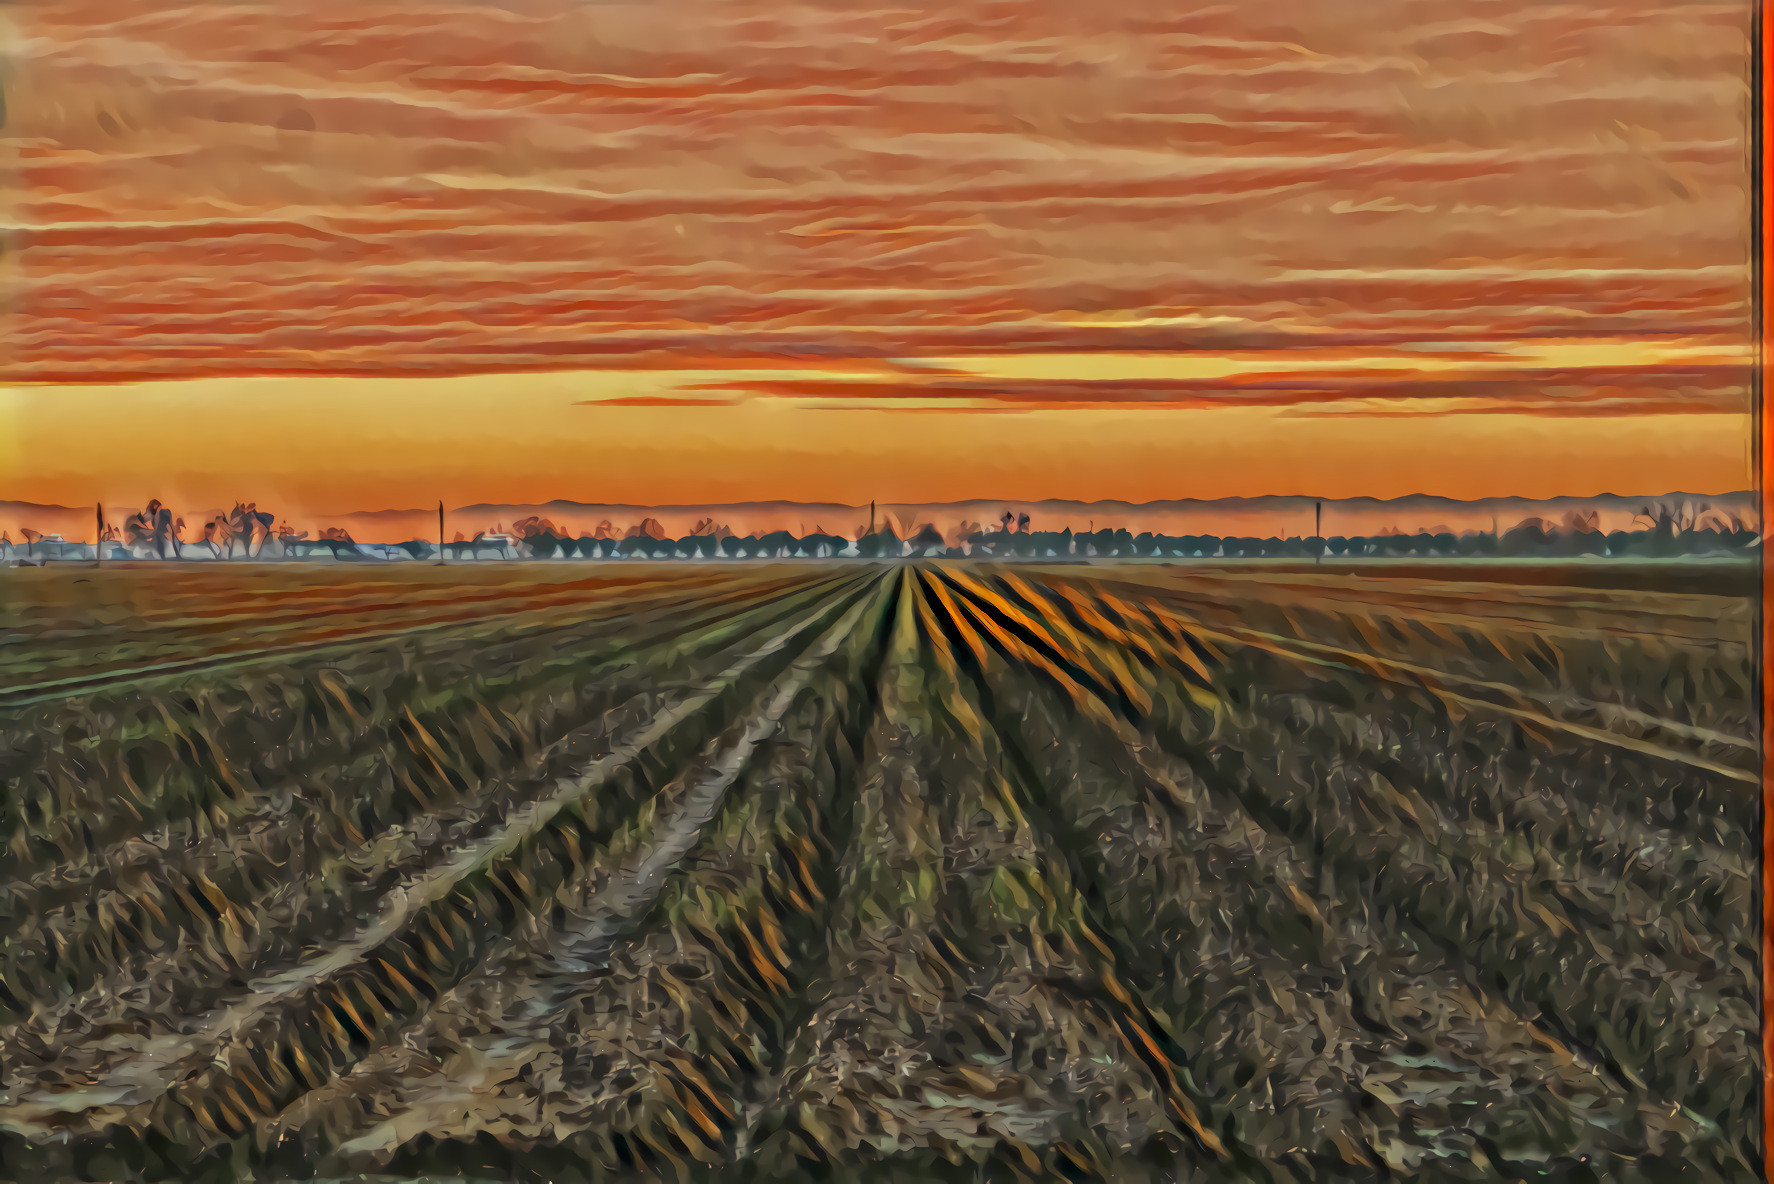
[0,562,1755,1182]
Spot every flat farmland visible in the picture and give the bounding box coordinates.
[0,562,1757,1183]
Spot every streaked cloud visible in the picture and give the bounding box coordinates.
[660,338,1751,418]
[1,0,1752,511]
[8,0,1751,385]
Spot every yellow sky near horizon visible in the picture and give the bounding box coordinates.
[1,340,1753,523]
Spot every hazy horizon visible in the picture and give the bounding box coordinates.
[3,489,1757,547]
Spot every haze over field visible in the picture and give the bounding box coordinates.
[337,491,1766,544]
[0,563,1757,1179]
[0,492,1758,548]
[1,0,1754,514]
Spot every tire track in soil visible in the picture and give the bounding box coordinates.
[0,572,877,1139]
[0,561,1752,1184]
[924,567,1717,1177]
[287,572,896,1176]
[0,572,864,1045]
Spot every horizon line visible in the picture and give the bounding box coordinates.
[1,489,1756,517]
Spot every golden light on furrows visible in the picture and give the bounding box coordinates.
[0,0,1755,509]
[0,564,1758,1177]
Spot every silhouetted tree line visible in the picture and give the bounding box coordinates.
[9,499,1755,563]
[504,514,1755,561]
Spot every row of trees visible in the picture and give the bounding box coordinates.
[117,500,284,559]
[4,499,1756,563]
[3,501,312,561]
[424,520,1757,562]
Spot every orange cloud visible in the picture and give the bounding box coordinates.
[1,0,1751,511]
[9,0,1751,385]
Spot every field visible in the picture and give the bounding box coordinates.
[0,561,1758,1183]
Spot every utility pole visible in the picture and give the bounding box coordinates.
[1315,499,1323,564]
[96,503,104,566]
[438,500,446,564]
[868,500,875,538]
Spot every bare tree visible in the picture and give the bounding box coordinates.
[1633,498,1706,536]
[122,499,183,558]
[202,515,235,559]
[123,505,156,556]
[275,521,307,557]
[163,510,186,558]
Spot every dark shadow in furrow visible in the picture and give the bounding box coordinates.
[0,569,788,710]
[722,571,1044,1179]
[735,563,902,1107]
[345,573,903,1184]
[970,574,1752,1177]
[1251,685,1755,969]
[993,573,1221,700]
[1058,567,1751,728]
[1008,574,1756,967]
[1070,573,1754,773]
[930,580,1149,728]
[905,574,1302,1183]
[727,571,1061,1178]
[925,570,1716,1179]
[0,601,768,968]
[155,579,882,1138]
[1214,679,1759,1147]
[0,574,864,1029]
[1163,629,1754,961]
[897,569,1321,1184]
[0,569,836,880]
[999,571,1756,1001]
[0,574,880,1178]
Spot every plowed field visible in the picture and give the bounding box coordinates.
[0,562,1757,1183]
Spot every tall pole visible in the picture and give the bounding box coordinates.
[96,503,103,566]
[868,500,875,537]
[1315,499,1323,564]
[438,500,446,564]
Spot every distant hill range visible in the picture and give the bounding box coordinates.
[0,491,1756,546]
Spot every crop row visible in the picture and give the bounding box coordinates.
[0,564,1753,1184]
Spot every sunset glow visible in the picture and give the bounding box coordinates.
[2,0,1754,527]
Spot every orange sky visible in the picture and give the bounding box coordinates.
[1,0,1756,518]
